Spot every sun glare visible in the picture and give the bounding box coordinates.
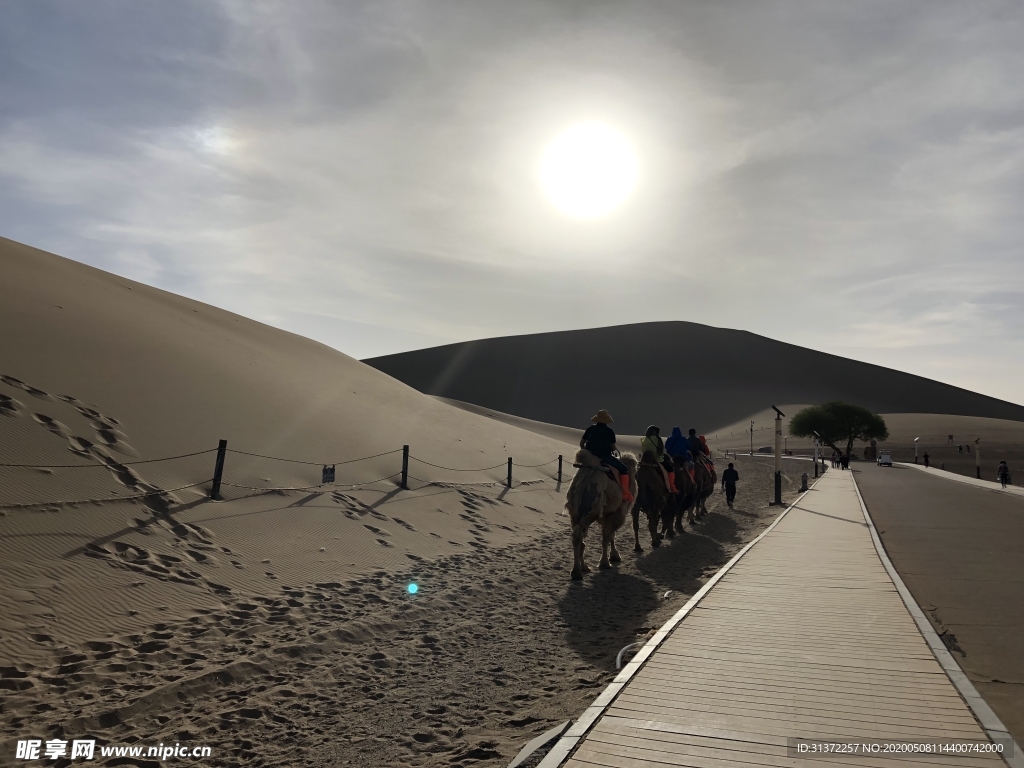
[539,122,638,219]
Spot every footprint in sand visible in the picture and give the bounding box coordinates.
[31,412,73,438]
[0,374,52,400]
[0,393,24,417]
[363,525,390,537]
[391,518,416,532]
[376,539,395,548]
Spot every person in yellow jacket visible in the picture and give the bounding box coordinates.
[641,425,678,493]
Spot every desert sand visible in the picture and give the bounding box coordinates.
[0,237,803,766]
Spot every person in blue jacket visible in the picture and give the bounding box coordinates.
[665,426,688,456]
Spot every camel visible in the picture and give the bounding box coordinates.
[633,453,671,551]
[662,456,696,537]
[690,458,718,522]
[564,449,638,581]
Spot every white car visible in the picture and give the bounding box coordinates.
[877,451,892,467]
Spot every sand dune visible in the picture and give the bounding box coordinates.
[365,323,1024,435]
[0,236,814,767]
[0,237,595,765]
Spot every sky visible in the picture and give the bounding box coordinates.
[2,1,1022,405]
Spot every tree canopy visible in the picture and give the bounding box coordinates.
[789,401,889,458]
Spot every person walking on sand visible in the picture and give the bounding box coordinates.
[580,409,632,500]
[923,451,930,468]
[722,462,740,508]
[997,461,1010,488]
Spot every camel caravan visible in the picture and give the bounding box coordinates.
[565,410,718,581]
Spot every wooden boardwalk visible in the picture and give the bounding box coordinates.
[541,469,1011,768]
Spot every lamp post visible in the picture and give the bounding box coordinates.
[975,438,981,479]
[813,431,820,478]
[914,437,920,464]
[770,406,784,505]
[749,420,754,457]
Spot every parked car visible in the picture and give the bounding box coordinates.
[877,451,892,467]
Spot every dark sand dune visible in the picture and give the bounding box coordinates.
[366,323,1024,435]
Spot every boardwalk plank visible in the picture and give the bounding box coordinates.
[552,470,1001,768]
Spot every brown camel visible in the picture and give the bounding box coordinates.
[690,457,718,522]
[662,455,696,536]
[633,453,670,551]
[564,449,638,581]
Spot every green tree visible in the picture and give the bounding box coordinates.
[789,402,889,459]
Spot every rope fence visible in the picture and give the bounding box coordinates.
[0,448,217,469]
[0,439,572,509]
[407,456,508,472]
[0,480,214,510]
[224,448,402,466]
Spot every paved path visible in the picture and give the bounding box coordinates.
[895,462,1024,500]
[856,462,1024,746]
[541,468,1014,768]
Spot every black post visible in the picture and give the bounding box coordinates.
[557,455,563,483]
[210,439,227,500]
[507,457,513,488]
[814,459,818,478]
[774,471,782,506]
[401,445,409,490]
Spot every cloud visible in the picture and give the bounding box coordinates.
[1,0,1022,404]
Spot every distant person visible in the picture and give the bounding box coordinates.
[923,451,930,468]
[841,453,849,470]
[722,462,740,508]
[581,410,631,500]
[997,461,1010,488]
[641,425,678,493]
[957,444,963,454]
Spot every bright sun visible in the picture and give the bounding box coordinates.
[539,122,638,219]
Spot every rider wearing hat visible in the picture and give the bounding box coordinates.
[581,410,632,500]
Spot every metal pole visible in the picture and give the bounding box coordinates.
[774,412,782,505]
[210,439,227,500]
[507,457,513,488]
[976,440,981,479]
[813,438,819,478]
[557,454,562,483]
[401,445,409,490]
[914,438,919,464]
[750,420,754,457]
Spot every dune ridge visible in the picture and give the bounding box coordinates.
[365,323,1024,435]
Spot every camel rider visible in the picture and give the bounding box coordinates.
[699,434,714,465]
[666,426,695,482]
[641,426,678,493]
[665,426,687,456]
[687,429,704,458]
[688,428,714,469]
[581,410,632,501]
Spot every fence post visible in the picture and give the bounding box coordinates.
[507,457,513,488]
[401,445,409,490]
[557,454,563,483]
[210,439,227,500]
